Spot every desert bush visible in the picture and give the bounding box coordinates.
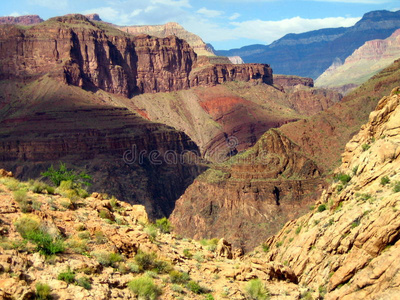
[169,270,190,284]
[362,144,371,152]
[92,251,123,267]
[245,278,270,300]
[76,276,91,290]
[41,162,92,187]
[334,173,351,185]
[13,189,28,202]
[261,243,270,252]
[58,267,75,284]
[318,204,326,212]
[35,282,52,300]
[66,238,88,254]
[186,280,207,294]
[380,176,390,186]
[155,217,172,234]
[128,276,162,300]
[144,224,158,242]
[183,248,193,258]
[94,231,107,244]
[78,231,90,240]
[393,181,400,193]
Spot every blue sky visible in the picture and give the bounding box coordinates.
[2,0,400,49]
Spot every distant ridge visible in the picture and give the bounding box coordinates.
[0,15,43,25]
[216,9,400,79]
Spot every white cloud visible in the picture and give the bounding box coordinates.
[197,7,223,18]
[230,16,361,44]
[229,13,241,20]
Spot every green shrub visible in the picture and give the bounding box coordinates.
[35,282,52,300]
[362,144,371,152]
[135,251,157,272]
[128,276,162,300]
[13,189,28,202]
[78,231,91,240]
[393,181,400,193]
[41,162,92,187]
[318,204,326,212]
[92,251,123,267]
[30,181,53,194]
[380,176,390,186]
[276,241,283,248]
[245,278,270,300]
[14,215,64,256]
[261,243,270,252]
[334,173,352,185]
[94,231,107,244]
[183,249,193,258]
[295,226,302,235]
[352,165,359,175]
[169,270,190,284]
[144,224,158,242]
[336,184,344,193]
[204,294,215,300]
[58,267,75,284]
[76,276,91,290]
[155,217,172,234]
[186,280,207,294]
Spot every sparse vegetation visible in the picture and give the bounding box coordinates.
[334,173,352,185]
[35,282,52,300]
[295,225,302,235]
[92,251,123,267]
[186,280,208,294]
[155,217,172,234]
[261,243,270,252]
[183,248,193,258]
[76,276,92,290]
[380,176,390,186]
[245,278,270,300]
[41,162,92,187]
[169,270,190,284]
[362,143,371,152]
[318,204,327,212]
[14,215,64,256]
[58,267,75,284]
[393,181,400,193]
[128,276,162,300]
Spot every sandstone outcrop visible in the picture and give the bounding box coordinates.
[261,88,400,299]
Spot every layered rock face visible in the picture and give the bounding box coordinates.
[262,87,400,299]
[316,28,400,94]
[117,22,215,56]
[0,14,272,96]
[170,129,324,250]
[0,15,43,25]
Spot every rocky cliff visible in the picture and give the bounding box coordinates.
[170,129,325,250]
[117,22,215,56]
[316,28,400,94]
[0,14,272,96]
[262,87,400,299]
[0,15,43,25]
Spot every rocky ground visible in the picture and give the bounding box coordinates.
[1,87,400,300]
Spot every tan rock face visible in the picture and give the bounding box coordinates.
[260,89,400,299]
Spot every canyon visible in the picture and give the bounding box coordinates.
[217,10,400,79]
